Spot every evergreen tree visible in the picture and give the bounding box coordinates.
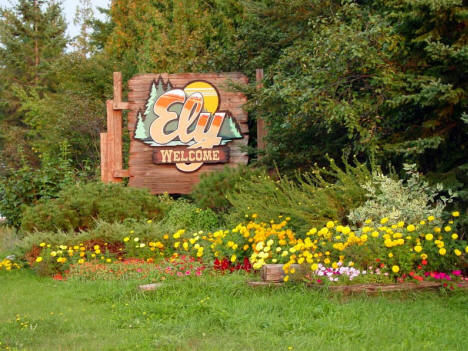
[0,0,67,93]
[0,0,67,167]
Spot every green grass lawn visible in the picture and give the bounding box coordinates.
[1,270,467,351]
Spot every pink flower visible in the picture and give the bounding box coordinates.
[185,270,191,275]
[196,270,202,276]
[177,271,183,277]
[452,270,461,276]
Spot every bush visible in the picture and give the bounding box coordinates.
[191,165,265,213]
[20,182,163,232]
[0,145,76,227]
[226,158,372,233]
[348,164,457,225]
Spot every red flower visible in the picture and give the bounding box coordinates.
[422,260,428,266]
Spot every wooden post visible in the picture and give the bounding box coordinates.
[113,72,129,110]
[100,72,131,183]
[100,132,111,182]
[256,68,266,152]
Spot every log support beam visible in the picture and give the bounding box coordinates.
[100,72,130,182]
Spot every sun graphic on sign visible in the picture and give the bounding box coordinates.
[183,81,219,114]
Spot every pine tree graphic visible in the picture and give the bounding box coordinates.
[218,114,243,140]
[134,112,148,140]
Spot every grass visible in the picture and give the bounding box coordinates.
[1,270,468,351]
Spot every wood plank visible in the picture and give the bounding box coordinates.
[256,68,266,152]
[127,72,249,194]
[113,169,130,178]
[100,132,109,182]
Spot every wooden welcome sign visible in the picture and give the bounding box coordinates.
[100,72,249,194]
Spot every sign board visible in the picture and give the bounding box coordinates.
[101,72,249,194]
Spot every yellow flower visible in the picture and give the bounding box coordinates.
[444,226,451,232]
[106,258,112,263]
[35,257,43,263]
[421,253,428,260]
[397,221,405,228]
[147,219,152,224]
[50,251,57,257]
[406,224,415,232]
[365,219,372,224]
[326,221,334,228]
[425,234,433,241]
[392,265,399,273]
[78,259,84,264]
[324,258,330,264]
[230,255,237,263]
[174,242,180,248]
[434,227,441,233]
[39,242,46,247]
[419,220,426,225]
[427,216,435,221]
[465,246,468,253]
[454,249,461,256]
[414,245,422,253]
[439,248,446,255]
[380,217,389,224]
[371,231,379,238]
[173,232,180,239]
[183,242,189,250]
[311,263,318,271]
[388,253,393,258]
[452,211,460,217]
[252,213,258,219]
[123,237,130,242]
[283,275,289,282]
[451,233,458,240]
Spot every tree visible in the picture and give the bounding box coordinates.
[72,0,95,56]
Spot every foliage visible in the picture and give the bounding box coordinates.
[0,0,68,168]
[348,164,458,225]
[226,159,372,232]
[20,182,163,232]
[191,166,265,213]
[239,0,468,176]
[0,145,76,228]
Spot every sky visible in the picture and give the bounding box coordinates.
[0,0,111,39]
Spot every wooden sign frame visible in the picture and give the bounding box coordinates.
[101,72,258,194]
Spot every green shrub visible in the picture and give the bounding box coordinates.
[191,165,265,213]
[226,158,372,233]
[348,164,458,225]
[0,145,76,227]
[20,182,163,233]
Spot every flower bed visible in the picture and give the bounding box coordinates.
[1,212,466,289]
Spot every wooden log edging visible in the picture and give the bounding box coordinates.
[248,280,468,293]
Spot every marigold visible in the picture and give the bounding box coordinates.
[392,265,399,273]
[451,233,458,240]
[425,234,433,241]
[35,257,43,263]
[407,224,415,232]
[454,249,461,256]
[439,248,446,255]
[380,217,389,224]
[452,211,460,217]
